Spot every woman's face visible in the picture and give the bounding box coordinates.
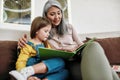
[46,6,62,27]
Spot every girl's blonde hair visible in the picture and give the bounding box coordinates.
[30,16,51,48]
[30,16,51,39]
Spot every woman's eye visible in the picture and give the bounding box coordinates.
[57,11,61,15]
[50,13,54,16]
[58,13,60,15]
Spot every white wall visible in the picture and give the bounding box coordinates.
[0,0,120,40]
[0,28,29,41]
[70,0,120,34]
[24,0,120,34]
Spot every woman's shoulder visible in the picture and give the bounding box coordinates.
[65,23,75,34]
[66,23,74,30]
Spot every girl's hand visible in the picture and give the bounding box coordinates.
[18,34,28,48]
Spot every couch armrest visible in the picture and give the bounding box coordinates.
[0,41,18,80]
[86,37,120,65]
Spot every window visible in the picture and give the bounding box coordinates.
[3,0,31,25]
[0,0,71,31]
[56,0,71,23]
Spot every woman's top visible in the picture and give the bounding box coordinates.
[48,24,84,50]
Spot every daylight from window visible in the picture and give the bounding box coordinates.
[3,0,31,25]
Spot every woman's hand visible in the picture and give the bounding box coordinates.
[28,76,41,80]
[18,34,28,48]
[57,46,77,52]
[57,44,84,52]
[57,48,73,52]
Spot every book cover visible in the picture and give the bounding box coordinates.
[39,48,75,60]
[39,38,95,60]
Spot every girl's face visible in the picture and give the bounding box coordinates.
[36,25,51,42]
[46,6,62,27]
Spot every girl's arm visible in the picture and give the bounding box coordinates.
[16,44,36,71]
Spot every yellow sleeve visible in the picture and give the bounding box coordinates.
[16,44,36,71]
[45,40,51,49]
[47,43,51,49]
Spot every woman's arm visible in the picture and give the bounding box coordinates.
[60,24,84,52]
[71,24,84,46]
[18,34,28,48]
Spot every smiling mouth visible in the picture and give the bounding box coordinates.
[53,20,60,23]
[54,21,60,25]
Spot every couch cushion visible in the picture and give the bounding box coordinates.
[0,41,18,80]
[86,37,120,65]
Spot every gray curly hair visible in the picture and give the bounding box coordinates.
[42,0,68,37]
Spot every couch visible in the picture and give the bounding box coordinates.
[0,37,120,80]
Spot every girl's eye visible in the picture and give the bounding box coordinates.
[45,30,49,33]
[45,30,47,33]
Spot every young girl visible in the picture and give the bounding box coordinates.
[9,16,68,80]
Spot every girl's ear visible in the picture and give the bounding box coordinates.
[36,31,38,34]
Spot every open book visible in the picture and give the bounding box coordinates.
[39,38,95,60]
